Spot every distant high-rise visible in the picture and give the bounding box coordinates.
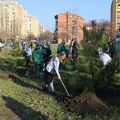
[0,0,40,40]
[54,12,84,43]
[111,0,120,38]
[39,23,47,34]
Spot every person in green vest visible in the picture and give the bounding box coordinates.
[57,39,65,54]
[111,40,120,71]
[60,42,69,69]
[46,40,52,51]
[61,42,69,58]
[32,43,43,80]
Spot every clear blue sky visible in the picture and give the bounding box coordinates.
[17,0,112,32]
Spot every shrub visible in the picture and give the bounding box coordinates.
[10,42,22,57]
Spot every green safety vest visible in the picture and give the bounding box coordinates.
[32,48,43,63]
[57,43,63,54]
[112,41,120,56]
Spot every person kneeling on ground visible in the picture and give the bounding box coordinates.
[43,52,66,95]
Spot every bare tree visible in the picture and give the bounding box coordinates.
[58,31,70,40]
[39,30,53,41]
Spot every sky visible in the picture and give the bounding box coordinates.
[17,0,112,32]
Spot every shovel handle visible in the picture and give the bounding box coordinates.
[59,78,70,96]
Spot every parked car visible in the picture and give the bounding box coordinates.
[0,42,4,51]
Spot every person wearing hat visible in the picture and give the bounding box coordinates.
[32,43,43,80]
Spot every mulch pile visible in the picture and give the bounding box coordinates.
[67,92,110,117]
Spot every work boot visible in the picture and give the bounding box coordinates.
[52,92,58,97]
[25,71,29,77]
[43,87,48,92]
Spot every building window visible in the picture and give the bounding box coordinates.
[117,11,120,15]
[117,23,120,29]
[72,20,77,26]
[4,5,9,8]
[118,4,120,8]
[117,17,120,20]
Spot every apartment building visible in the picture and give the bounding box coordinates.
[0,0,40,41]
[111,0,120,38]
[29,15,40,38]
[39,23,47,34]
[54,12,84,43]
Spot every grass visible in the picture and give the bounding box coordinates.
[0,78,78,120]
[0,46,79,120]
[0,45,120,120]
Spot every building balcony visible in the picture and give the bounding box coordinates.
[117,20,120,23]
[117,14,120,17]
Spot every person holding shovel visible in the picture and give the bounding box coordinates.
[43,52,66,95]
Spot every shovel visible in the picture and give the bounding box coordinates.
[59,78,70,96]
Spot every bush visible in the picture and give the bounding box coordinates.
[8,60,17,70]
[10,42,22,57]
[70,20,116,92]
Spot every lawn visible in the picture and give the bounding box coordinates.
[0,46,120,120]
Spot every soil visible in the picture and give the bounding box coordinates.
[67,92,110,117]
[57,93,114,117]
[0,71,18,80]
[56,86,120,118]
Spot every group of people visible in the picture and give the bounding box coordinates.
[57,39,78,71]
[22,40,67,95]
[21,36,120,95]
[96,36,120,71]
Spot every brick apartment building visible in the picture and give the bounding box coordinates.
[54,12,84,43]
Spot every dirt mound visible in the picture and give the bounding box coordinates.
[0,72,17,80]
[67,92,110,117]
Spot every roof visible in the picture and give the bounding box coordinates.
[55,11,84,20]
